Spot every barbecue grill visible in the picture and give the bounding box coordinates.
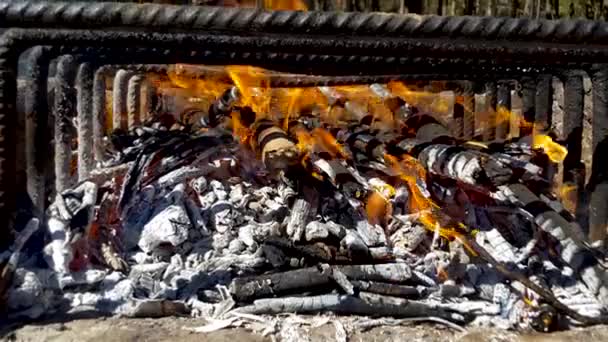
[2,0,608,330]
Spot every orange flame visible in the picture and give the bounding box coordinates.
[312,128,350,159]
[264,0,308,10]
[366,191,391,225]
[384,153,477,255]
[226,65,272,118]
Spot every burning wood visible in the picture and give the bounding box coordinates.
[5,65,608,333]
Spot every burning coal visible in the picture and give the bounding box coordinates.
[2,64,606,334]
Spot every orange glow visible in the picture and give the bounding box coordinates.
[167,65,229,99]
[283,88,303,131]
[231,110,253,145]
[533,134,568,163]
[312,128,350,159]
[366,191,391,225]
[264,0,308,10]
[226,65,272,118]
[387,81,450,115]
[384,153,477,255]
[294,126,314,154]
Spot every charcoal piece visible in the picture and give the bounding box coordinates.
[340,231,369,260]
[209,200,233,233]
[496,183,608,306]
[118,299,189,318]
[305,221,330,241]
[229,267,332,302]
[350,280,422,298]
[339,263,413,283]
[260,244,288,268]
[236,292,464,323]
[0,218,40,299]
[286,197,312,242]
[138,204,191,253]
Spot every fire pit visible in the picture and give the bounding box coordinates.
[1,0,608,335]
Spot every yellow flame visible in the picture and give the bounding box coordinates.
[225,65,271,117]
[312,128,350,159]
[533,135,568,163]
[283,88,303,131]
[384,153,477,255]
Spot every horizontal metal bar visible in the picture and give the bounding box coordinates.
[2,1,608,47]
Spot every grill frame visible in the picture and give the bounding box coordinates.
[0,1,606,246]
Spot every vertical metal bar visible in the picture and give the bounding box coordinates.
[141,79,155,122]
[462,84,475,140]
[53,55,78,193]
[496,81,511,140]
[588,65,608,243]
[0,38,18,244]
[452,97,464,139]
[76,62,94,181]
[535,74,553,134]
[112,69,132,131]
[483,81,497,141]
[21,46,51,213]
[561,70,586,227]
[127,74,145,129]
[520,77,536,136]
[93,67,109,164]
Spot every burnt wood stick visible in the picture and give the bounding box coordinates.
[207,86,239,127]
[338,263,414,283]
[230,263,417,302]
[230,266,332,301]
[236,292,464,323]
[495,183,608,307]
[286,196,313,242]
[350,280,422,298]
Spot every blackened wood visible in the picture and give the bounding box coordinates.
[236,292,463,322]
[452,101,464,139]
[350,280,422,298]
[230,267,331,302]
[76,62,94,181]
[496,81,511,140]
[497,183,608,307]
[338,263,413,283]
